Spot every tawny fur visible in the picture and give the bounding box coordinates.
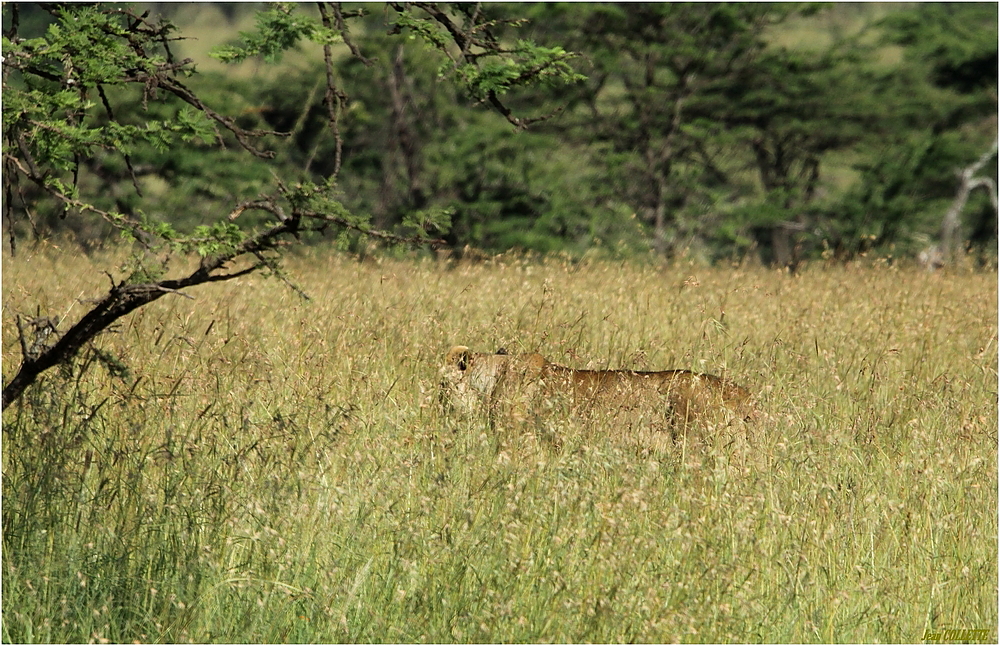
[440,346,757,429]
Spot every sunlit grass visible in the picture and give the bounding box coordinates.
[2,246,996,643]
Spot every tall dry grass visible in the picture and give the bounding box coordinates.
[2,246,996,642]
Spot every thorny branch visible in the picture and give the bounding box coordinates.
[315,2,374,178]
[318,3,348,178]
[331,2,373,66]
[4,5,287,160]
[2,215,295,410]
[389,2,566,129]
[4,154,156,249]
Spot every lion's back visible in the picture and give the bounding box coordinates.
[543,365,755,423]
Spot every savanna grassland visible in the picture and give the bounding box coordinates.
[2,247,997,643]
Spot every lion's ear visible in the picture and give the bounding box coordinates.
[495,347,508,355]
[457,350,470,371]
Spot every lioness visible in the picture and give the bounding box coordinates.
[440,345,757,434]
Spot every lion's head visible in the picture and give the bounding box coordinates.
[439,346,548,417]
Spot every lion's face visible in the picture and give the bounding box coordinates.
[439,346,547,417]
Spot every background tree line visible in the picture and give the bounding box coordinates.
[4,2,997,268]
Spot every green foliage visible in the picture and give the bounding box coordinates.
[120,250,166,285]
[3,2,997,262]
[453,40,585,100]
[2,7,212,173]
[211,3,344,63]
[798,3,998,260]
[401,207,453,239]
[820,131,996,258]
[390,9,452,50]
[186,222,245,258]
[388,4,585,119]
[507,3,800,256]
[879,3,998,94]
[2,4,271,248]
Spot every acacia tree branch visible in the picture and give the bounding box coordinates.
[331,2,373,66]
[390,2,569,130]
[317,2,348,178]
[156,76,287,158]
[23,4,284,160]
[455,2,482,65]
[96,83,143,197]
[1,215,299,410]
[2,178,444,409]
[298,208,445,246]
[407,2,472,53]
[3,153,154,248]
